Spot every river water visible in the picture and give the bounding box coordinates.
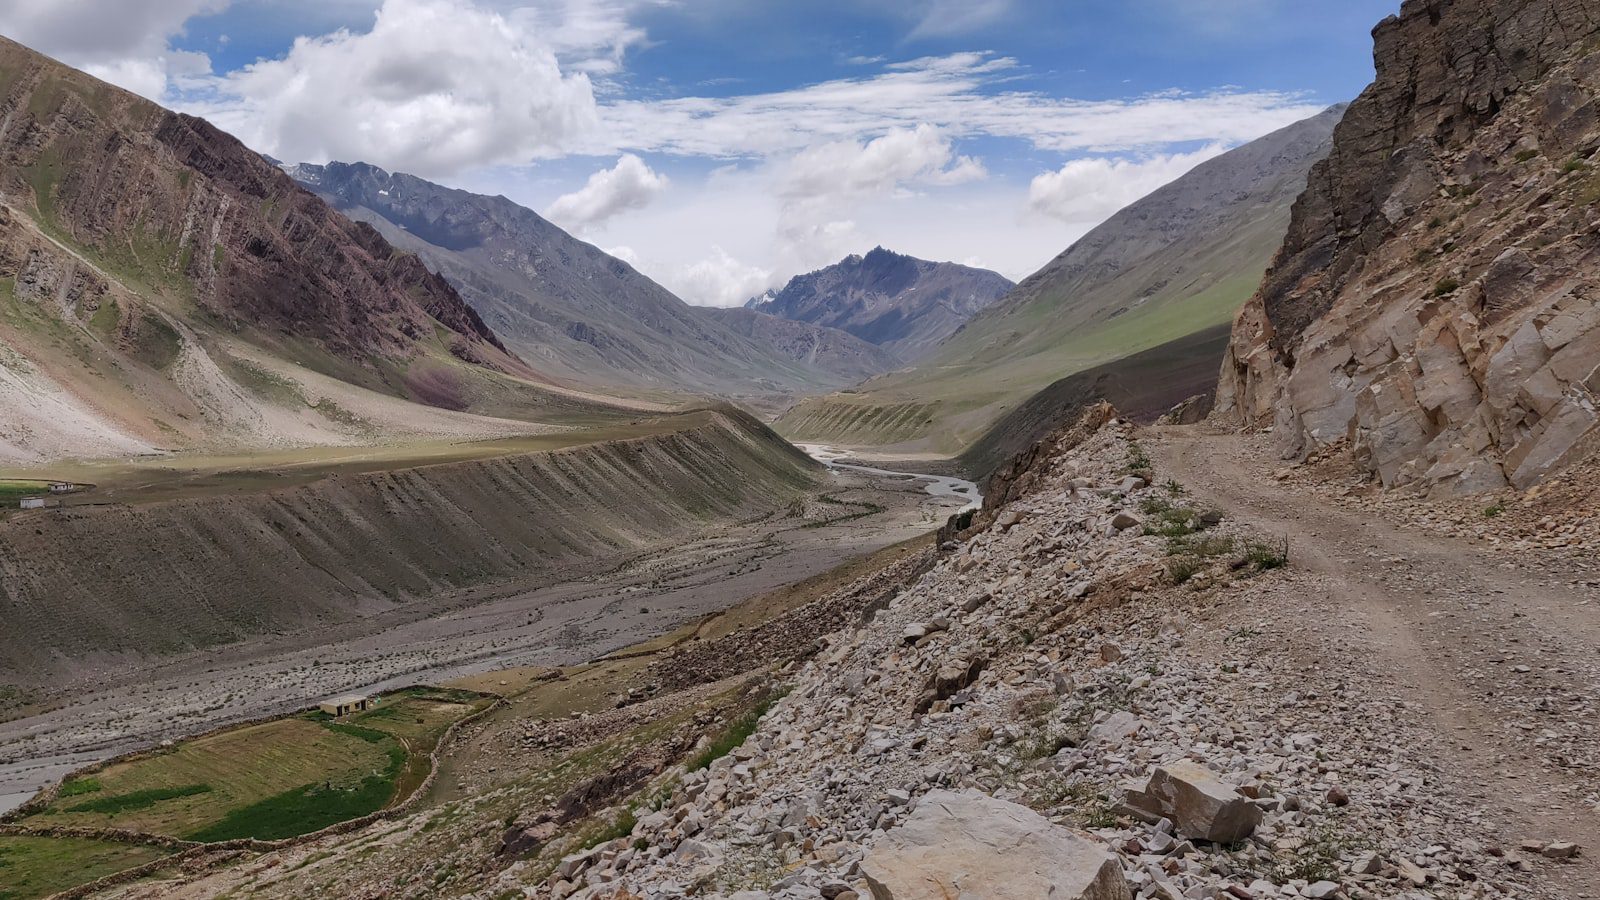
[799,444,982,512]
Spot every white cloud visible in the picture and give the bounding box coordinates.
[1027,144,1229,224]
[547,153,668,230]
[906,0,1012,40]
[768,125,983,271]
[507,0,662,76]
[665,246,777,309]
[195,0,600,178]
[780,124,984,200]
[0,0,223,99]
[591,52,1322,161]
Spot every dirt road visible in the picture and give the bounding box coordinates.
[1152,426,1600,898]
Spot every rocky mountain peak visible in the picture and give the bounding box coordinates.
[747,248,1015,361]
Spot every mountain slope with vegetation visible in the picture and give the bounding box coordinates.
[776,106,1344,454]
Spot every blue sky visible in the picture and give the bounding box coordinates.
[2,0,1400,304]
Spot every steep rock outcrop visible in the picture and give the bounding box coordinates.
[1218,0,1600,493]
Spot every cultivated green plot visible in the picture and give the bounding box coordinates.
[22,688,491,843]
[0,835,170,900]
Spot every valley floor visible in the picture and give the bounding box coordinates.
[6,418,1596,900]
[0,461,964,818]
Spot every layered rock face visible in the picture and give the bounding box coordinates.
[1218,0,1600,493]
[0,37,510,372]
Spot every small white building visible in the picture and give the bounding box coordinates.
[319,694,374,716]
[19,497,44,510]
[48,482,76,494]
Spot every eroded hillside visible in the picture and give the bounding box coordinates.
[0,37,639,462]
[0,408,818,685]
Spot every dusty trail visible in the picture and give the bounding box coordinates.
[1152,426,1600,897]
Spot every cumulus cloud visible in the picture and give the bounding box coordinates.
[196,0,600,178]
[780,124,984,200]
[547,153,668,230]
[765,125,982,271]
[0,0,222,99]
[665,246,777,309]
[1027,144,1230,224]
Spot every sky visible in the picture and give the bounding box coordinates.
[0,0,1401,306]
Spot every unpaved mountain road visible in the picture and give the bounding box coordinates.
[1152,426,1600,898]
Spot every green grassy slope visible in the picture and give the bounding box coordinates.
[775,106,1343,455]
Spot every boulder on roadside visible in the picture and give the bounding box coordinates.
[861,789,1131,900]
[1124,761,1262,843]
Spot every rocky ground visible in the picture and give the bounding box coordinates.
[507,414,1594,900]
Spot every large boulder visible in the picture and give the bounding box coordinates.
[861,789,1131,900]
[1124,761,1262,844]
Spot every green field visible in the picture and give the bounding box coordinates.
[0,481,51,506]
[0,835,170,900]
[23,688,491,843]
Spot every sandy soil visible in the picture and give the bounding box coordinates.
[0,465,963,815]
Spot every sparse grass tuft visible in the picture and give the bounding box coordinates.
[1242,538,1289,571]
[686,694,781,772]
[1483,502,1506,518]
[1122,441,1152,475]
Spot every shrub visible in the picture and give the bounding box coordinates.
[1483,502,1505,518]
[1432,277,1460,297]
[1515,148,1540,162]
[1122,441,1152,475]
[1242,538,1289,571]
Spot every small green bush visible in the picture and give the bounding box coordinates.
[58,778,103,797]
[1432,277,1460,297]
[1515,148,1540,162]
[1242,539,1289,571]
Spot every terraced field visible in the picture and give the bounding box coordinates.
[20,688,491,842]
[0,834,171,900]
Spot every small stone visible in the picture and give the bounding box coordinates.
[1396,858,1429,886]
[1325,785,1350,807]
[1542,841,1580,859]
[1304,881,1339,899]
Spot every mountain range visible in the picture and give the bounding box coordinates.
[290,161,892,401]
[745,247,1014,361]
[776,104,1346,456]
[0,35,618,464]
